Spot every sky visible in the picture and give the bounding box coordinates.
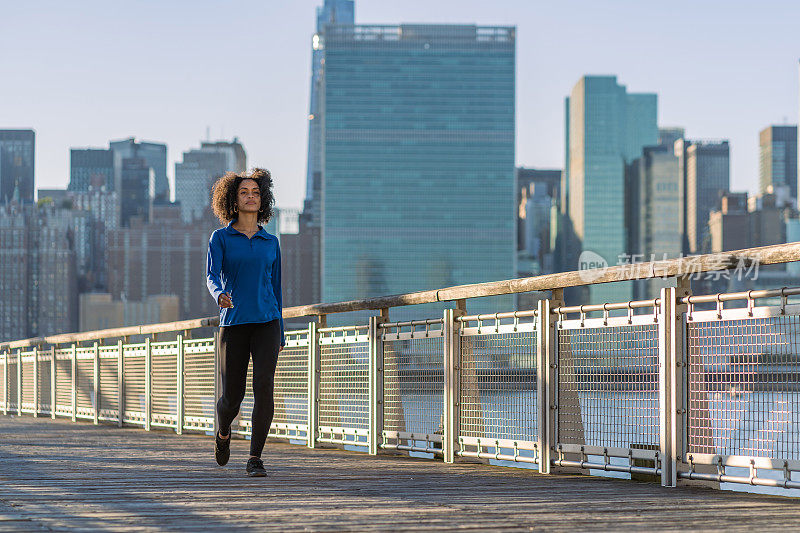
[2,0,798,210]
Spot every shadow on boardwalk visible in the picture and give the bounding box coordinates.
[1,416,799,531]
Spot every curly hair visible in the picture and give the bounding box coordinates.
[210,168,275,225]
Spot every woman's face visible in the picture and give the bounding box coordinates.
[236,179,261,214]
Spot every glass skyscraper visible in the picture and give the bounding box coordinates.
[565,75,657,304]
[759,125,797,204]
[304,0,355,224]
[678,140,730,254]
[110,138,169,204]
[0,129,35,204]
[175,140,246,224]
[69,148,114,192]
[319,24,516,319]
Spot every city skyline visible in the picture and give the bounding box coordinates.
[3,0,799,209]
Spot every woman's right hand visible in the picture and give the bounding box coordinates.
[218,293,234,308]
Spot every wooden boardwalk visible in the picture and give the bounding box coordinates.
[1,417,799,532]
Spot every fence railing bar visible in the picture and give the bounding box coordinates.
[458,309,537,322]
[682,286,800,305]
[379,318,443,328]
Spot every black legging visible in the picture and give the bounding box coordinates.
[216,320,281,457]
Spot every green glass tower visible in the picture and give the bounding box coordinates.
[319,24,516,319]
[565,75,657,304]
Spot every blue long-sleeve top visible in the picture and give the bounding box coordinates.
[206,221,284,346]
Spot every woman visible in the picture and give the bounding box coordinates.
[206,168,284,477]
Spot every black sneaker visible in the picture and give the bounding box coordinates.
[246,457,266,477]
[215,431,230,466]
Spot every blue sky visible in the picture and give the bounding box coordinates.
[2,0,798,208]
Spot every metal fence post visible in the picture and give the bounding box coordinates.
[32,346,39,417]
[536,298,553,474]
[51,346,56,419]
[658,286,679,487]
[3,350,8,415]
[17,349,23,416]
[70,344,76,421]
[368,313,386,455]
[118,339,124,427]
[93,342,100,425]
[443,307,465,463]
[675,276,690,482]
[307,321,320,448]
[213,330,220,436]
[176,334,184,435]
[545,289,564,473]
[145,336,152,431]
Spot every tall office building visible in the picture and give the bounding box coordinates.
[69,148,114,192]
[627,145,682,259]
[709,192,749,253]
[759,125,797,205]
[627,145,681,300]
[0,129,35,204]
[280,224,321,309]
[304,0,355,224]
[120,157,152,227]
[175,139,246,224]
[0,203,79,342]
[676,140,730,253]
[565,76,657,303]
[110,138,169,203]
[658,127,684,150]
[748,193,785,248]
[319,24,516,318]
[70,187,119,290]
[106,205,218,320]
[516,168,561,274]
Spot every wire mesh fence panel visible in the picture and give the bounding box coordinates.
[271,340,310,439]
[183,338,215,431]
[98,347,119,420]
[151,343,178,427]
[459,328,538,444]
[54,349,72,417]
[122,344,147,425]
[75,349,95,419]
[38,352,52,415]
[383,334,444,438]
[687,313,800,461]
[318,328,370,445]
[556,323,660,450]
[20,351,35,413]
[231,332,310,439]
[7,355,17,412]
